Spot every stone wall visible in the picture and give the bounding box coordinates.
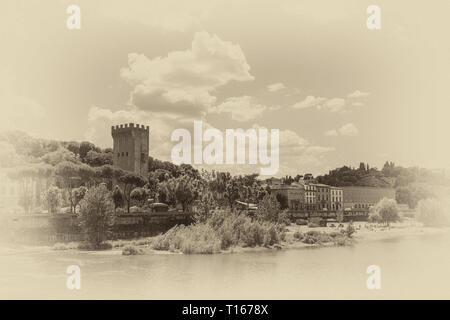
[2,212,193,244]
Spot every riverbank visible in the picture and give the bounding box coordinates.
[42,217,450,256]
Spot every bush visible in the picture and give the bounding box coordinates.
[293,231,303,240]
[149,209,285,254]
[417,198,449,227]
[151,224,222,254]
[53,242,78,250]
[278,210,291,225]
[296,219,307,225]
[77,241,112,250]
[308,217,322,228]
[122,245,145,255]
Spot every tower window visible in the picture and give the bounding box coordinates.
[122,152,124,156]
[126,152,128,156]
[117,153,120,157]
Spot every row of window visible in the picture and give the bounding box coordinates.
[117,152,129,157]
[354,203,374,209]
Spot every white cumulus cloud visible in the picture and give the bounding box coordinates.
[120,31,254,117]
[267,82,285,92]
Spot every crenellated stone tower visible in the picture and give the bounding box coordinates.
[111,123,149,177]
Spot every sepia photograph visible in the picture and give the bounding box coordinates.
[1,0,450,307]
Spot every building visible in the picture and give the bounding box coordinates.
[311,183,330,211]
[303,182,317,211]
[270,185,304,210]
[111,123,149,177]
[330,186,343,211]
[342,186,395,210]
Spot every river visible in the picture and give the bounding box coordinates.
[1,231,450,299]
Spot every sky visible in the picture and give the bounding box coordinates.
[1,0,449,176]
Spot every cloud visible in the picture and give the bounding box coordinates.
[338,123,359,136]
[267,82,285,92]
[291,96,346,112]
[319,98,346,113]
[291,95,326,109]
[347,90,370,99]
[292,90,369,113]
[210,96,267,122]
[324,123,359,137]
[121,31,254,117]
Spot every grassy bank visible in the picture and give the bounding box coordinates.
[52,217,449,255]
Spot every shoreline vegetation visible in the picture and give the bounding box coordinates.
[49,218,450,256]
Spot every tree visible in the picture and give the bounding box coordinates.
[79,141,100,161]
[275,193,289,210]
[8,165,39,214]
[370,198,399,226]
[256,193,281,222]
[417,198,449,227]
[174,176,199,212]
[55,161,81,213]
[130,187,149,207]
[77,184,115,248]
[85,150,113,167]
[396,184,432,209]
[41,147,79,166]
[118,172,146,212]
[72,186,88,213]
[112,185,124,210]
[41,186,62,215]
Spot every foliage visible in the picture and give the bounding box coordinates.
[112,185,124,209]
[417,198,449,227]
[396,184,433,209]
[77,184,115,248]
[130,187,149,206]
[276,193,289,210]
[370,198,400,226]
[72,186,88,212]
[41,186,62,215]
[122,245,145,255]
[118,172,147,212]
[256,193,281,222]
[150,209,285,254]
[84,150,113,167]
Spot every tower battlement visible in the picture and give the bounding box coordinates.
[111,123,150,135]
[111,123,149,177]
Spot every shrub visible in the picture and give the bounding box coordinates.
[308,217,322,228]
[77,241,112,250]
[278,210,291,225]
[293,231,303,240]
[122,245,145,255]
[344,222,356,238]
[296,219,307,225]
[149,209,285,253]
[52,242,78,250]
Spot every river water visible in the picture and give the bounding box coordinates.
[1,231,450,299]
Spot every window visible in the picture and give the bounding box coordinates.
[117,153,120,157]
[126,152,129,156]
